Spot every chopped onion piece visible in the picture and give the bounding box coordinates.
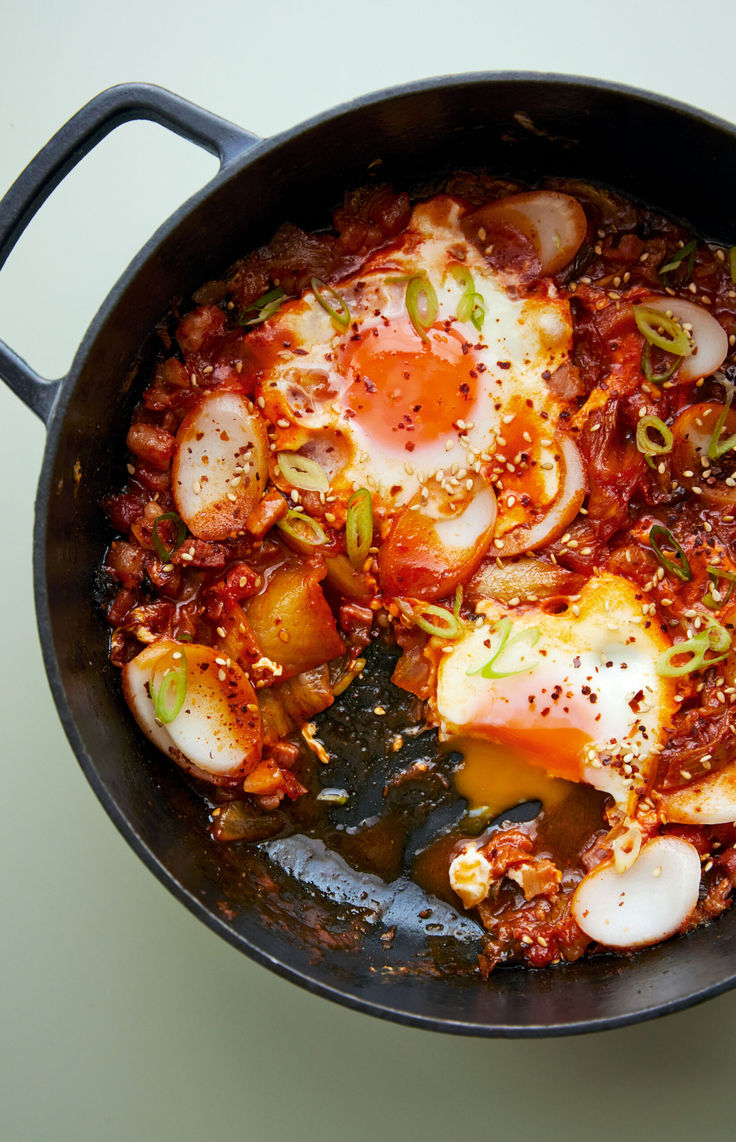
[316,787,349,805]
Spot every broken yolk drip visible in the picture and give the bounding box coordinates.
[446,736,574,817]
[343,323,476,445]
[471,721,592,783]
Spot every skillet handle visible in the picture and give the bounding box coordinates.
[0,82,260,424]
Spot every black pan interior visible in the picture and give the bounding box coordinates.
[35,75,736,1035]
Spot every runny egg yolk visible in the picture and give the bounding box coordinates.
[342,322,477,448]
[446,736,573,816]
[434,574,679,808]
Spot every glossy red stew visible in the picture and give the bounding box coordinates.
[101,174,736,972]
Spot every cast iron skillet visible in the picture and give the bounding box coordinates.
[3,73,736,1037]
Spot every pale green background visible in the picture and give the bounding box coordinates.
[2,3,736,1138]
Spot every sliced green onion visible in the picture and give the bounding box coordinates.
[449,265,474,318]
[238,286,286,326]
[405,274,438,342]
[704,565,736,610]
[453,584,463,622]
[659,239,697,280]
[152,512,187,562]
[634,305,692,357]
[444,265,486,333]
[411,601,465,640]
[311,276,351,328]
[636,415,673,458]
[469,618,542,680]
[656,624,731,677]
[470,294,485,332]
[152,653,188,724]
[276,509,327,548]
[276,451,329,492]
[316,787,349,805]
[706,621,732,654]
[707,388,736,460]
[730,246,736,285]
[649,524,692,582]
[345,487,373,569]
[641,341,681,385]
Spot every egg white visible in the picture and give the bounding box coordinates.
[434,572,678,810]
[251,196,575,516]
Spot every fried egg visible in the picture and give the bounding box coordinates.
[244,196,577,526]
[434,573,678,810]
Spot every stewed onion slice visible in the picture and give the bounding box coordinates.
[572,836,701,949]
[172,390,269,540]
[462,191,587,276]
[661,760,736,825]
[492,434,586,557]
[378,476,497,601]
[638,296,728,383]
[122,639,263,785]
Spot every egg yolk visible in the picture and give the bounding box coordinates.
[342,322,477,447]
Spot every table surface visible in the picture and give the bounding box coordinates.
[3,2,736,1137]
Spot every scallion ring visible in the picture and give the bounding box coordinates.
[634,305,692,357]
[311,276,350,329]
[276,451,329,492]
[238,286,286,326]
[468,618,542,680]
[411,601,465,641]
[345,487,373,569]
[659,239,697,280]
[405,274,438,342]
[703,565,736,610]
[706,621,732,655]
[152,512,187,562]
[636,415,673,458]
[453,584,463,622]
[152,653,188,724]
[730,246,736,285]
[656,624,731,678]
[648,524,693,582]
[276,509,328,548]
[470,294,485,332]
[707,388,736,460]
[448,265,474,318]
[641,342,681,385]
